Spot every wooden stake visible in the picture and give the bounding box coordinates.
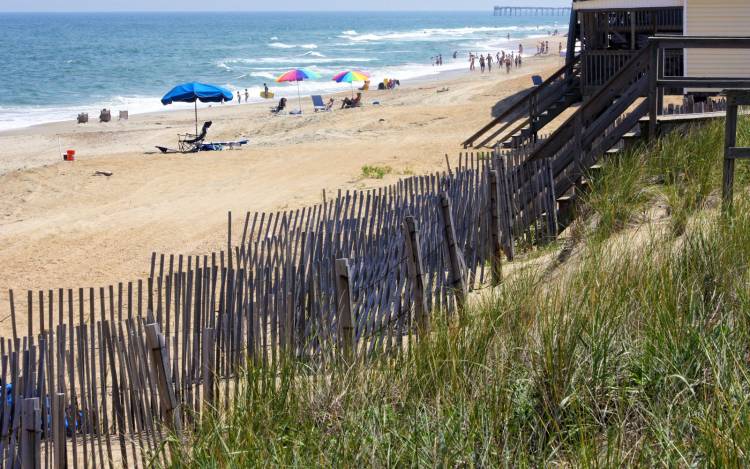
[402,216,429,336]
[145,323,182,437]
[439,193,468,312]
[334,258,354,362]
[487,170,503,285]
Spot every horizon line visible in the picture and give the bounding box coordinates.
[0,8,570,13]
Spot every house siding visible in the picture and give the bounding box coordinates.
[573,0,683,10]
[685,0,750,80]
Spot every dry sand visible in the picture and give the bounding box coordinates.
[0,40,565,295]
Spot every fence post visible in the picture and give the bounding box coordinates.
[488,169,503,285]
[722,97,739,212]
[284,292,294,357]
[334,258,354,362]
[648,42,659,140]
[201,327,215,410]
[495,156,515,260]
[439,193,468,311]
[145,323,183,436]
[20,398,41,469]
[402,216,429,336]
[53,393,66,469]
[544,158,559,240]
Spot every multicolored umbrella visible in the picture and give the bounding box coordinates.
[276,68,321,113]
[332,70,371,97]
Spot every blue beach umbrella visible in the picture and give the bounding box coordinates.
[161,82,233,134]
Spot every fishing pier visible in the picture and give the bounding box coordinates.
[493,6,571,16]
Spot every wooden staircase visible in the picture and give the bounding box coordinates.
[462,55,582,150]
[525,45,653,216]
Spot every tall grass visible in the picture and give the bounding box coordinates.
[161,120,750,467]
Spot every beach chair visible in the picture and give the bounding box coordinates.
[77,113,88,124]
[531,75,543,86]
[311,95,329,112]
[118,110,128,120]
[178,121,212,152]
[99,109,111,123]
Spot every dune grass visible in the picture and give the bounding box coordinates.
[361,165,393,179]
[161,119,750,467]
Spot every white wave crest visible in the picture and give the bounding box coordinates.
[269,42,318,49]
[338,25,561,43]
[223,56,373,65]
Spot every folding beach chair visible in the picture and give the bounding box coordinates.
[99,109,111,122]
[311,95,330,112]
[77,113,88,124]
[178,121,212,152]
[119,110,129,120]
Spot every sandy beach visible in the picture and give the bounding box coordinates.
[0,37,564,295]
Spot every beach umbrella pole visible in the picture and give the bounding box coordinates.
[194,101,198,135]
[297,81,302,113]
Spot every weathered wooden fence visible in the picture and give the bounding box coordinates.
[0,152,534,468]
[0,94,733,466]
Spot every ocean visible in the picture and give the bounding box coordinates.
[0,11,565,131]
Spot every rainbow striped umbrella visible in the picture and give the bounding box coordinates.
[276,68,321,113]
[332,70,371,97]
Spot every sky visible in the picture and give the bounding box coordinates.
[1,0,570,12]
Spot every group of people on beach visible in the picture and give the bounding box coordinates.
[469,45,523,74]
[235,88,251,104]
[535,41,563,56]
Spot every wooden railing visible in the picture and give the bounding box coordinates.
[581,50,638,95]
[462,55,580,149]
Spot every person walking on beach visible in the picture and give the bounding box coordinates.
[237,91,241,104]
[469,54,475,71]
[479,54,485,73]
[244,88,249,102]
[486,53,492,72]
[519,44,523,56]
[505,57,511,74]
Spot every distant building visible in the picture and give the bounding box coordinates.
[569,0,750,94]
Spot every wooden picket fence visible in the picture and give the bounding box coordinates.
[0,92,736,468]
[2,151,556,468]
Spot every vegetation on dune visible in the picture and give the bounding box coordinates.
[161,118,750,467]
[361,164,393,179]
